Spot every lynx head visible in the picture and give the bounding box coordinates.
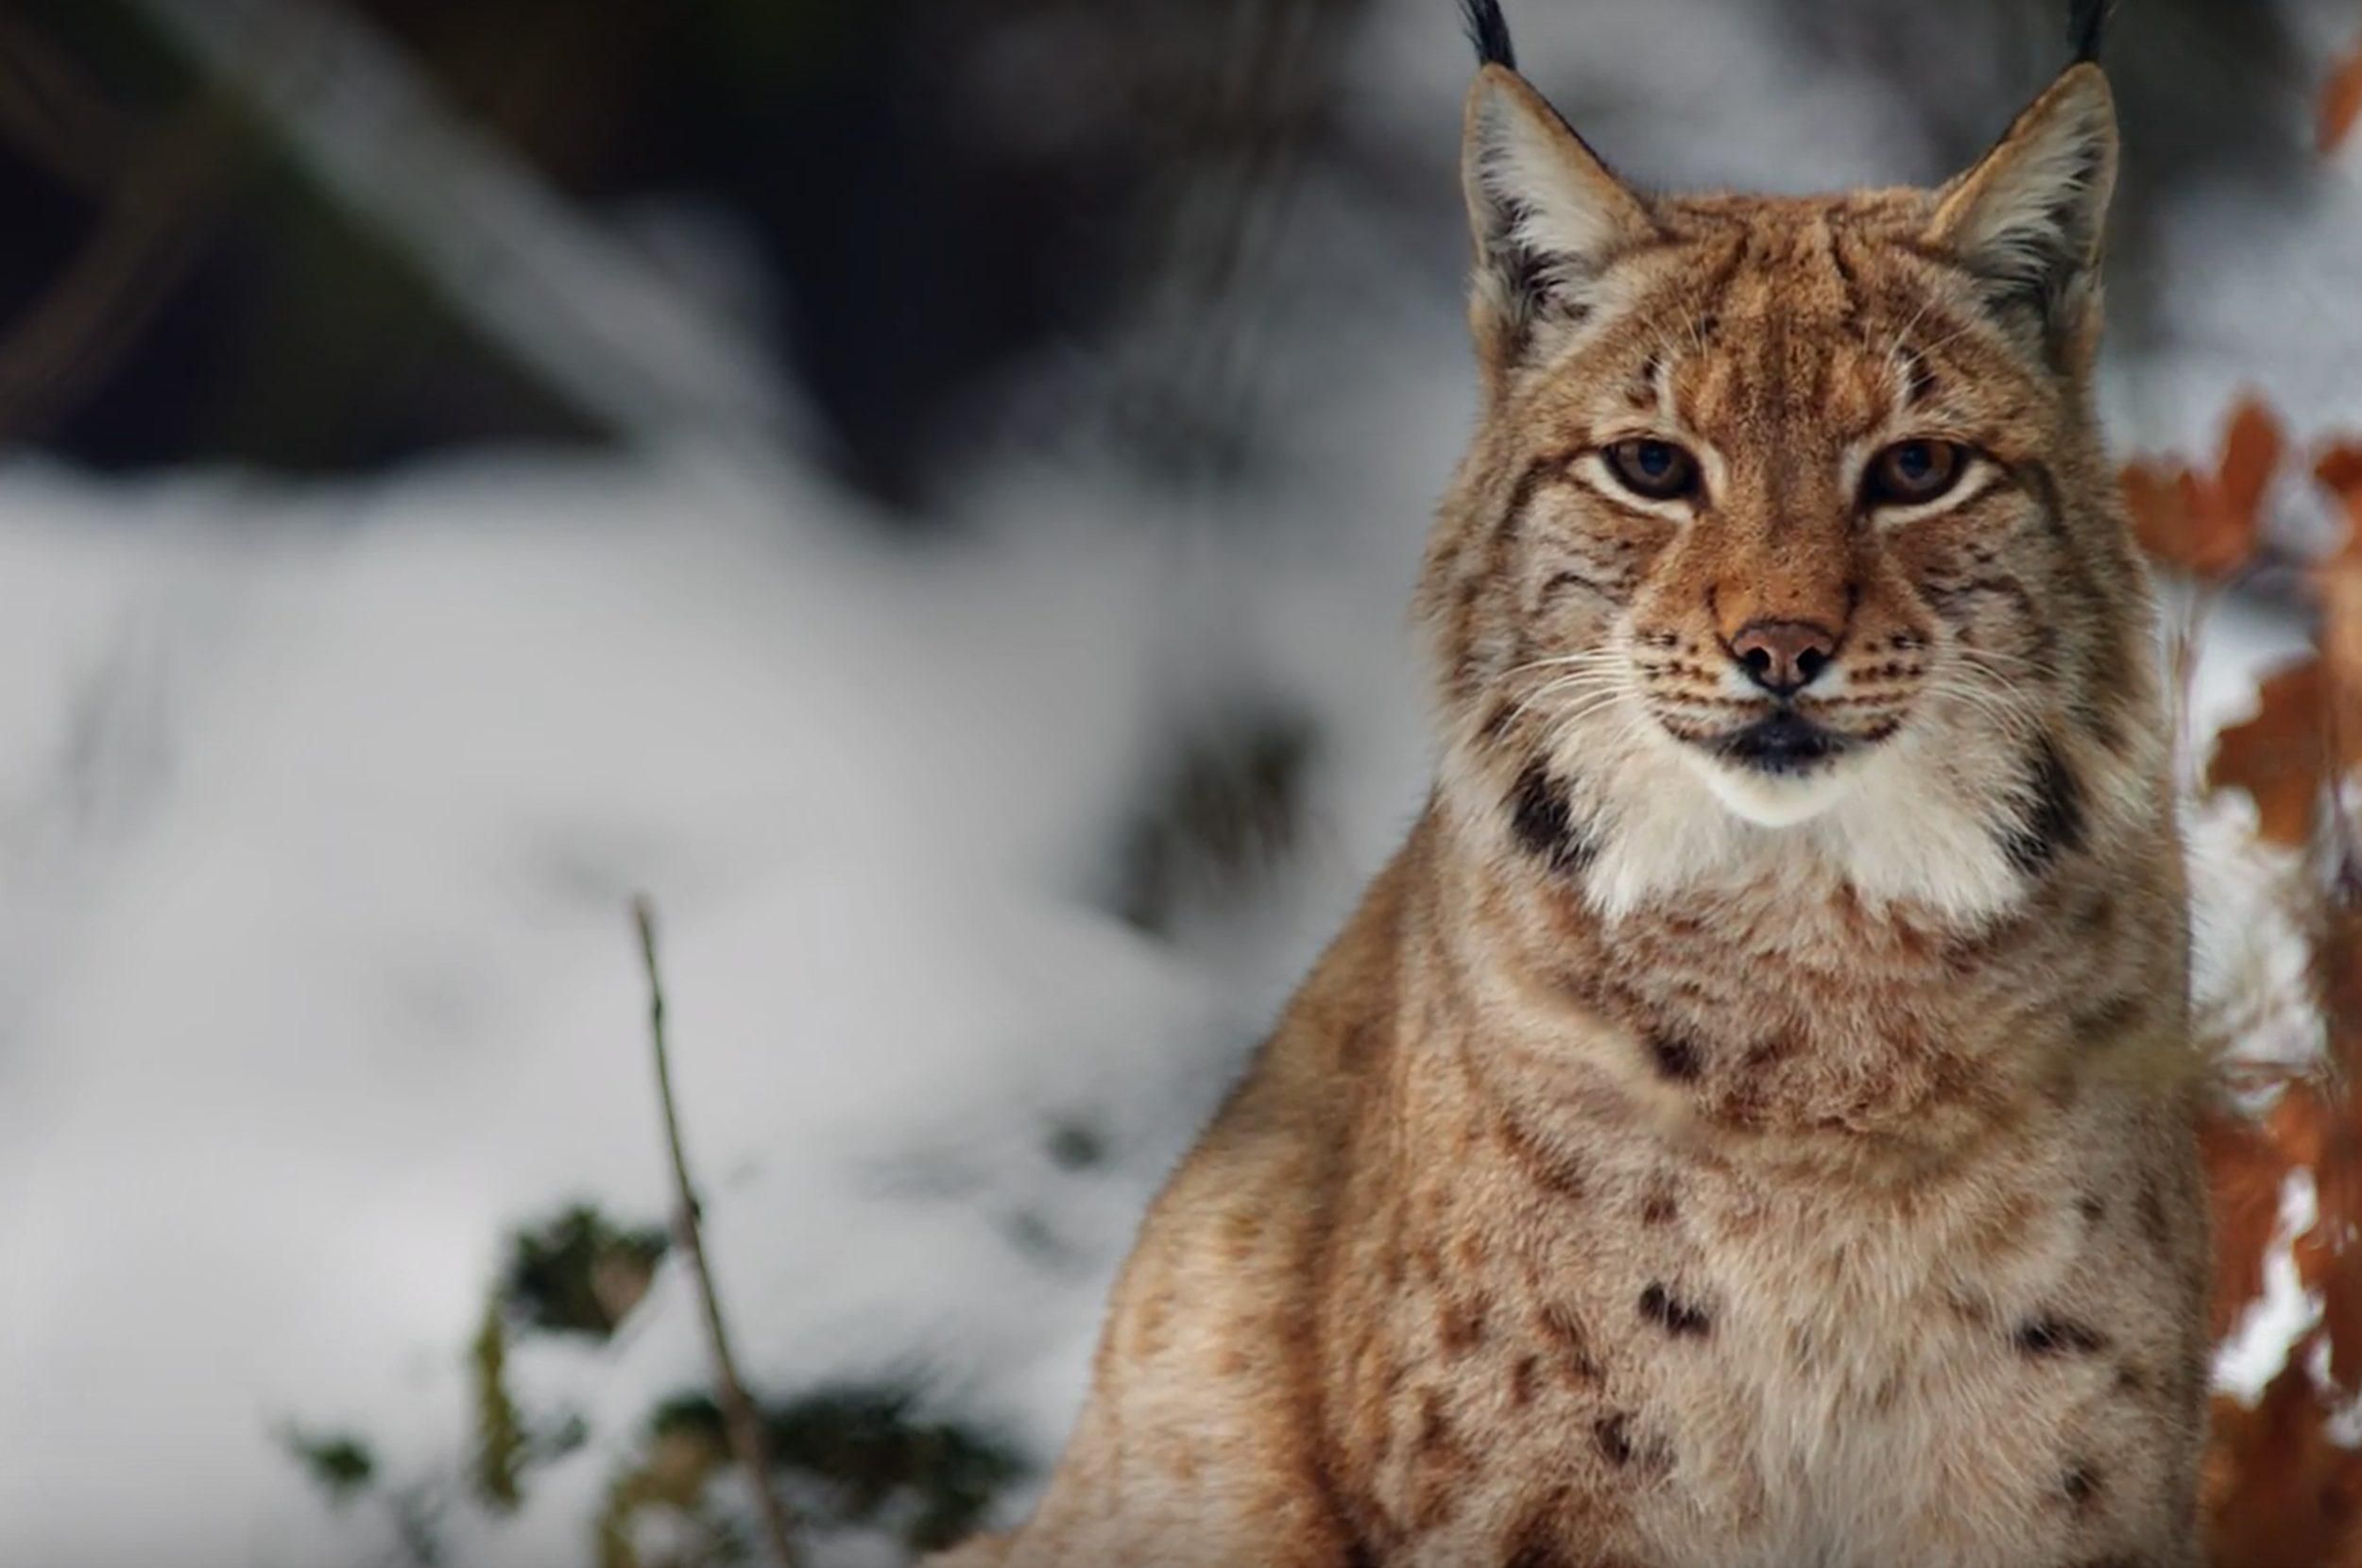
[1422,0,2166,925]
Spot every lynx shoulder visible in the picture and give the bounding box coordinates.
[937,3,2208,1563]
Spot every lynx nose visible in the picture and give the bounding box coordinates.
[1729,620,1840,697]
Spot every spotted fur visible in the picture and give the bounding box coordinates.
[932,10,2205,1567]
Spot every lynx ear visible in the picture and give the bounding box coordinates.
[1926,62,2118,360]
[1462,64,1657,350]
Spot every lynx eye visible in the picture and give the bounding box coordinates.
[1864,439,1967,507]
[1602,438,1702,503]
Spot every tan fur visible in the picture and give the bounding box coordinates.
[935,48,2207,1568]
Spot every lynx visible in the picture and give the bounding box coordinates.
[935,2,2208,1562]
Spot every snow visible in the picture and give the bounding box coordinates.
[2215,1168,2325,1403]
[0,441,1438,1566]
[0,459,1190,1560]
[5,1,2361,1562]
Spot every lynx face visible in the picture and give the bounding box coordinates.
[1424,56,2159,919]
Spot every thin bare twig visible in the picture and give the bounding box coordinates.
[631,895,802,1568]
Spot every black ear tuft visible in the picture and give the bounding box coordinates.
[2069,0,2109,64]
[1463,0,1516,71]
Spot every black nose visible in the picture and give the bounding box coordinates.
[1728,620,1840,696]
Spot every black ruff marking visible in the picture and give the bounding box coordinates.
[2015,1315,2109,1357]
[1997,735,2087,876]
[1462,0,1516,69]
[1509,762,1596,874]
[1646,1032,1703,1082]
[1638,1283,1711,1338]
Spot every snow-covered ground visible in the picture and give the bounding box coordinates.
[0,448,1435,1566]
[4,1,2361,1563]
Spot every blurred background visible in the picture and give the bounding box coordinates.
[1,1,2358,1564]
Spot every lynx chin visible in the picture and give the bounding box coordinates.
[933,1,2208,1562]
